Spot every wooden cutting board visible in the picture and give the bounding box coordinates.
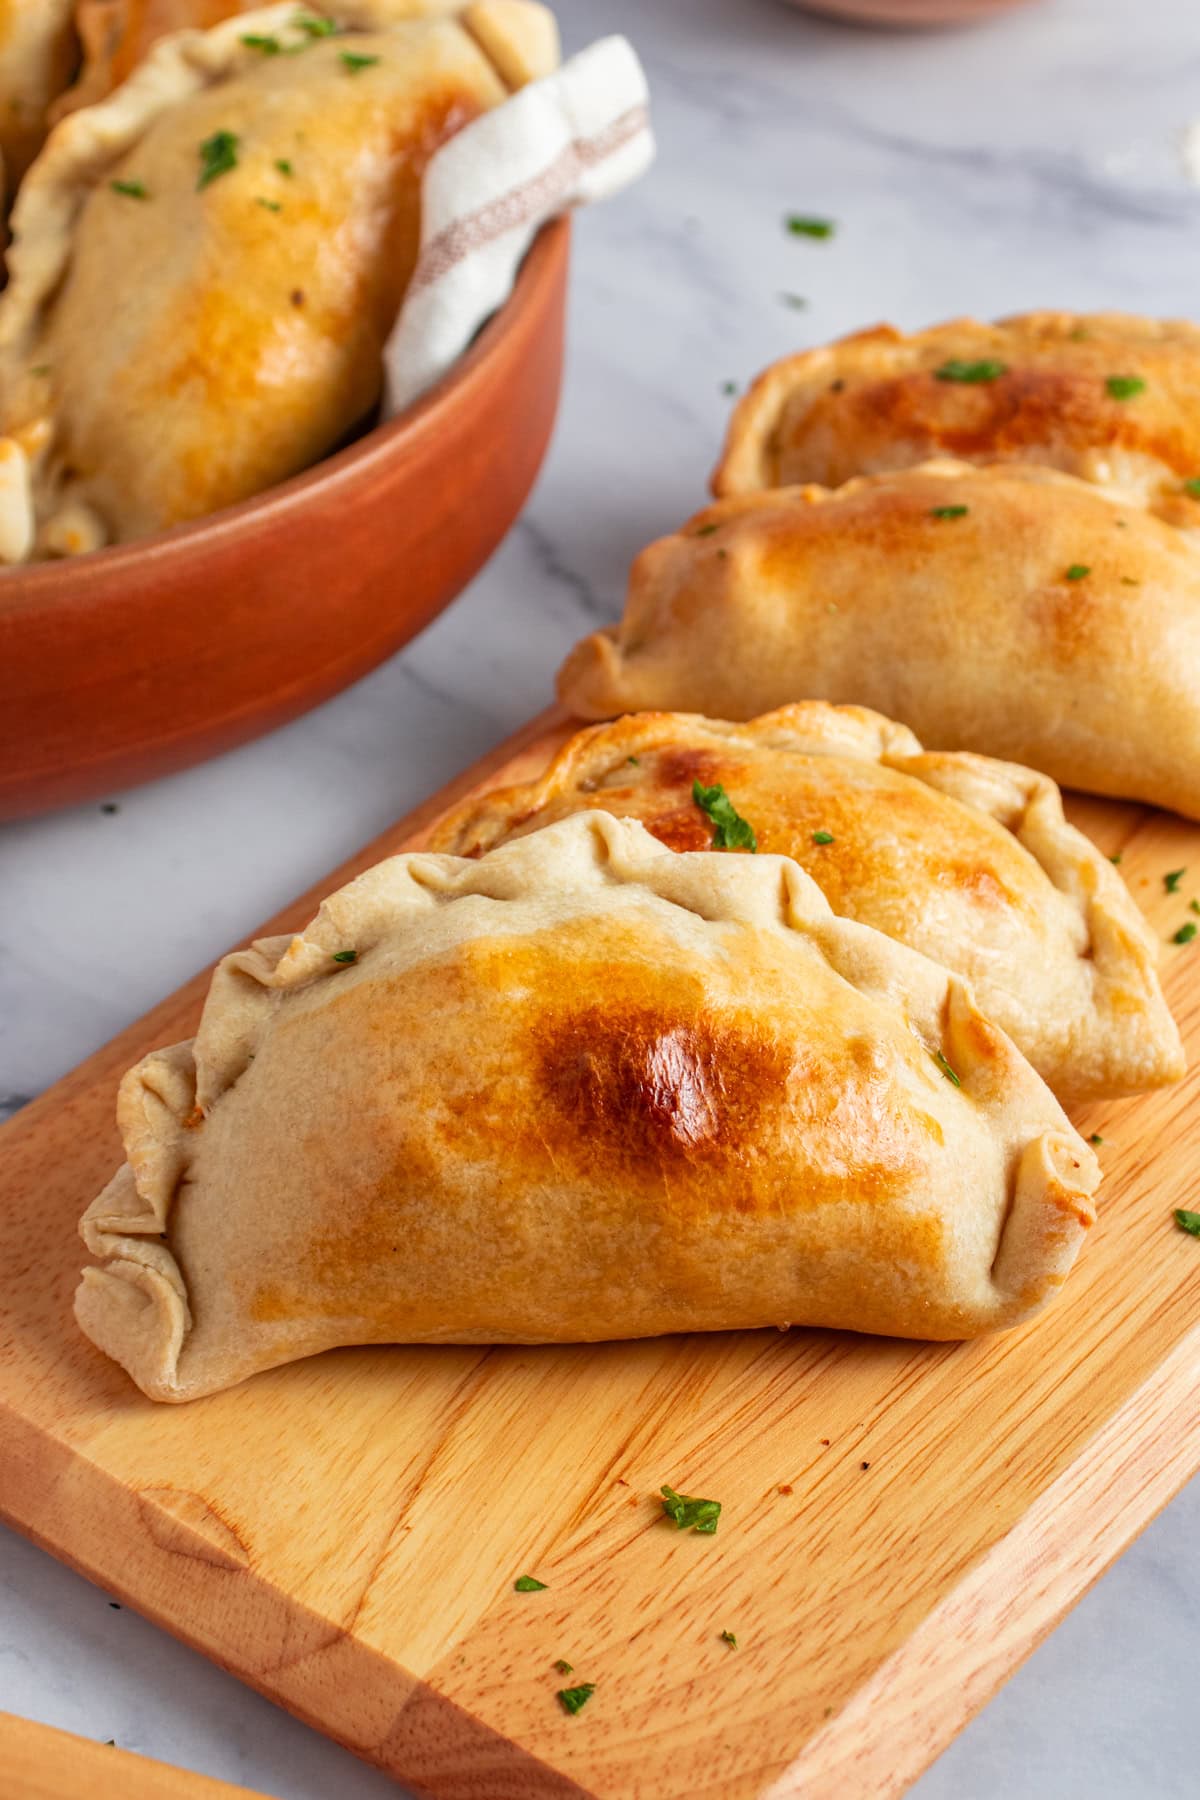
[1,1711,278,1800]
[3,705,1199,1800]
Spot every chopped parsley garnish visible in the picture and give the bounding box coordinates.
[110,178,148,199]
[256,197,282,212]
[720,379,738,396]
[930,505,968,520]
[275,158,294,176]
[340,50,380,72]
[293,12,339,35]
[1068,325,1090,341]
[241,32,281,52]
[558,1683,596,1715]
[1184,478,1200,497]
[719,1630,738,1649]
[1106,374,1146,400]
[1191,899,1200,916]
[1109,852,1123,864]
[934,359,1007,383]
[693,780,757,853]
[933,1049,961,1088]
[785,214,835,239]
[1176,1209,1200,1236]
[1173,922,1197,945]
[1065,564,1091,581]
[332,949,358,964]
[514,1574,546,1592]
[1089,1134,1104,1145]
[554,1659,573,1674]
[197,130,239,189]
[694,522,720,536]
[1164,868,1186,893]
[1120,577,1140,586]
[779,292,808,310]
[660,1483,721,1534]
[627,755,639,765]
[811,829,835,845]
[30,364,51,376]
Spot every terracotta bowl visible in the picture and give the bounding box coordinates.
[0,219,569,820]
[786,0,1037,24]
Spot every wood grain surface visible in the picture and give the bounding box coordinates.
[1,706,1198,1800]
[1,1711,278,1800]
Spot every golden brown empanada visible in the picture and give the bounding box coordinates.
[0,2,78,201]
[558,461,1200,820]
[432,705,1183,1104]
[61,0,498,112]
[76,813,1098,1402]
[0,0,557,559]
[715,312,1200,503]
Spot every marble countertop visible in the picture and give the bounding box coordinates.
[3,0,1200,1793]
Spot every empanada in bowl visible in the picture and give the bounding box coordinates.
[0,0,557,561]
[432,705,1183,1104]
[715,311,1200,503]
[77,813,1098,1402]
[558,461,1200,820]
[0,2,78,202]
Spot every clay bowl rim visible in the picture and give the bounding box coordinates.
[0,216,569,620]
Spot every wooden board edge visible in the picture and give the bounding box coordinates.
[0,1404,592,1800]
[1,1709,279,1800]
[762,1319,1200,1799]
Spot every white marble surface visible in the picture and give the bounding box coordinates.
[3,0,1200,1793]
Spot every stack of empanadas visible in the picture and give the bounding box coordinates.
[76,307,1196,1403]
[0,4,79,205]
[0,0,558,561]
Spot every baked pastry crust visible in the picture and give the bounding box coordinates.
[432,704,1184,1104]
[558,460,1200,820]
[76,812,1098,1402]
[0,1,78,201]
[0,0,557,558]
[714,312,1200,502]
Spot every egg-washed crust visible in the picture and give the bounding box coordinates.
[0,0,557,558]
[558,460,1200,821]
[714,311,1200,505]
[76,811,1098,1402]
[431,703,1184,1104]
[59,0,554,115]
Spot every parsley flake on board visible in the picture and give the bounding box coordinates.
[1173,922,1197,945]
[719,1630,738,1649]
[720,379,738,396]
[785,214,835,239]
[930,505,968,519]
[1165,869,1187,893]
[693,780,757,853]
[933,1049,961,1088]
[1106,374,1146,400]
[241,32,281,51]
[811,829,835,845]
[1089,1134,1104,1145]
[558,1683,596,1715]
[197,130,239,189]
[660,1483,721,1534]
[275,158,294,175]
[1191,899,1200,916]
[1176,1209,1200,1236]
[554,1659,574,1674]
[340,50,380,71]
[1065,564,1091,581]
[514,1575,546,1592]
[934,359,1007,383]
[332,949,358,964]
[1109,852,1123,864]
[110,178,148,199]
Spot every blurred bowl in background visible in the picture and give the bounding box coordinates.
[786,0,1038,25]
[0,220,569,822]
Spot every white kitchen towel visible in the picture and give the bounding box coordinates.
[383,35,653,416]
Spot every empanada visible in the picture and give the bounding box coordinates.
[0,1,557,560]
[76,813,1098,1402]
[715,312,1200,504]
[61,0,490,112]
[0,2,78,201]
[558,461,1200,820]
[432,705,1183,1103]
